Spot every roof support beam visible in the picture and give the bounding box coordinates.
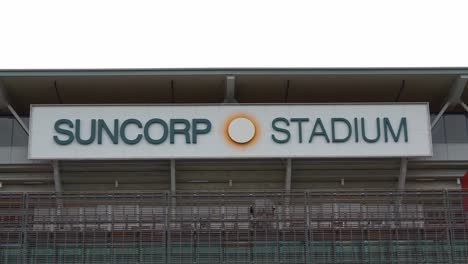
[7,105,29,135]
[0,80,29,135]
[223,76,238,103]
[431,75,468,128]
[461,101,468,113]
[2,80,64,194]
[446,76,468,106]
[431,102,450,129]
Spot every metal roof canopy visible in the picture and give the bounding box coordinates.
[0,67,467,115]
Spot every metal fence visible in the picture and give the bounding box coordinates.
[1,191,468,263]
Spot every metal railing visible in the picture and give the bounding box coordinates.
[1,191,468,263]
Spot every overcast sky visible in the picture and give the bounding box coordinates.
[0,0,467,69]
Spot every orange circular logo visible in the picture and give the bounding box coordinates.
[224,114,260,148]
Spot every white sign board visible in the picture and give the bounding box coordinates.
[29,104,432,159]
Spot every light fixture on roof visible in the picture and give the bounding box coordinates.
[189,180,209,183]
[23,181,43,185]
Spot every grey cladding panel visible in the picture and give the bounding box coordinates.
[444,115,468,143]
[11,117,30,163]
[0,118,13,163]
[431,114,446,144]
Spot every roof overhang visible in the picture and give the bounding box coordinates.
[1,68,467,115]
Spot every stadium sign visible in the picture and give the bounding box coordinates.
[29,104,432,159]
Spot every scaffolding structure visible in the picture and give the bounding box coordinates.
[1,191,468,263]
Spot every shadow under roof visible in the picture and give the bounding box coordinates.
[1,68,467,115]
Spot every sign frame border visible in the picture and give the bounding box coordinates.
[28,102,433,160]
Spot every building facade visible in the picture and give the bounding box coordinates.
[0,68,467,263]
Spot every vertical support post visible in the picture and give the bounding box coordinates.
[275,194,280,262]
[169,158,176,261]
[21,193,29,264]
[52,160,63,193]
[396,158,407,232]
[304,192,310,264]
[138,196,143,264]
[285,159,292,229]
[398,158,408,191]
[285,158,292,193]
[164,192,170,264]
[170,159,176,194]
[443,190,454,263]
[52,160,63,231]
[224,76,237,103]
